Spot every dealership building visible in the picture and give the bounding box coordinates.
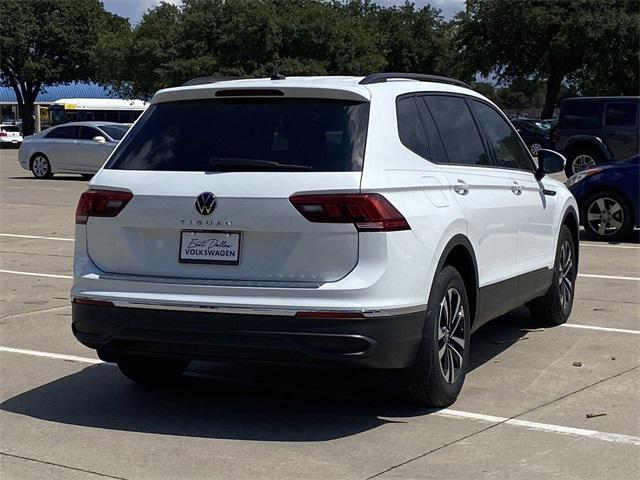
[0,82,123,131]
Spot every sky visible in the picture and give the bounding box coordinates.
[101,0,466,26]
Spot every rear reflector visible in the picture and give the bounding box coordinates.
[289,193,410,232]
[72,298,114,307]
[295,311,365,319]
[75,189,133,224]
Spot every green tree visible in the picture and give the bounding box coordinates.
[0,0,126,134]
[457,0,640,118]
[114,0,389,96]
[375,2,451,75]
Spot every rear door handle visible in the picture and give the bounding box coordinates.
[453,180,469,196]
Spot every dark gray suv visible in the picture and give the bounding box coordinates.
[551,96,639,177]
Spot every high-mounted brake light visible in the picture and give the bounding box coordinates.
[75,189,133,224]
[289,193,410,232]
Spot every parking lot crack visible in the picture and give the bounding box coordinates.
[0,451,130,479]
[365,364,640,480]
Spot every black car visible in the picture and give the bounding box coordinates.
[511,119,551,156]
[551,96,639,177]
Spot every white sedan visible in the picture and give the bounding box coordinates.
[0,124,23,147]
[18,121,129,179]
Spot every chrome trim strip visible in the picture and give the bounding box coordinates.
[74,297,427,318]
[97,272,322,289]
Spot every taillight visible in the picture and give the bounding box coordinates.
[75,189,133,224]
[289,193,410,232]
[0,132,6,137]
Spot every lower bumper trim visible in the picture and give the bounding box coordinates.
[72,303,427,370]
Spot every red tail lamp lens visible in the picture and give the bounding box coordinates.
[75,189,133,224]
[289,193,409,231]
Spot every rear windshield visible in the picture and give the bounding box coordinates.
[1,126,20,132]
[99,124,129,140]
[106,98,369,172]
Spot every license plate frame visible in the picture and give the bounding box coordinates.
[179,230,241,265]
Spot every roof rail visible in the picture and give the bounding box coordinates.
[182,76,245,86]
[359,73,470,89]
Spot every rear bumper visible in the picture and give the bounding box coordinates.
[72,303,426,370]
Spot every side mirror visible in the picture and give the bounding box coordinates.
[535,149,566,180]
[92,135,106,144]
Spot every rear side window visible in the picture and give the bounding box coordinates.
[99,125,128,140]
[605,102,637,126]
[78,126,100,140]
[45,125,78,139]
[561,100,603,128]
[415,97,448,163]
[471,100,533,171]
[107,98,370,172]
[396,96,431,160]
[424,96,490,167]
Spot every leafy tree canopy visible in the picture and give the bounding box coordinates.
[456,0,640,117]
[0,0,127,134]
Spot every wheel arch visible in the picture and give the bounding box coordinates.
[561,206,580,269]
[434,234,479,329]
[565,137,612,162]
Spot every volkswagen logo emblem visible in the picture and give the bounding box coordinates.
[195,192,216,216]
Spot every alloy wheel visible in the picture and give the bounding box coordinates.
[32,156,49,177]
[530,143,542,156]
[586,197,624,237]
[571,154,596,174]
[557,240,574,311]
[438,287,465,384]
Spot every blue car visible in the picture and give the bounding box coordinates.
[567,155,639,241]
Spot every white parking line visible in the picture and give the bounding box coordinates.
[562,324,640,335]
[437,409,640,446]
[5,186,71,192]
[0,346,102,364]
[578,273,640,282]
[1,345,639,446]
[0,233,74,242]
[0,269,72,279]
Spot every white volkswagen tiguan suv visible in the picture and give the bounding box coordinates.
[71,73,578,406]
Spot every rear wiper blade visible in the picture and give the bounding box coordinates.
[208,157,313,171]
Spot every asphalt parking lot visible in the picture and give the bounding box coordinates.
[0,147,638,480]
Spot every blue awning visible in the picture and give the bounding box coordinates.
[0,82,118,104]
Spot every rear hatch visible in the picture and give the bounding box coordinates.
[85,91,370,284]
[1,126,21,140]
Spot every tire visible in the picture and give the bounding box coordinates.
[527,225,576,326]
[117,355,190,385]
[565,146,604,177]
[402,265,470,407]
[581,190,634,242]
[30,153,53,179]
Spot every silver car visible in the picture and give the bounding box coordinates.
[18,122,130,179]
